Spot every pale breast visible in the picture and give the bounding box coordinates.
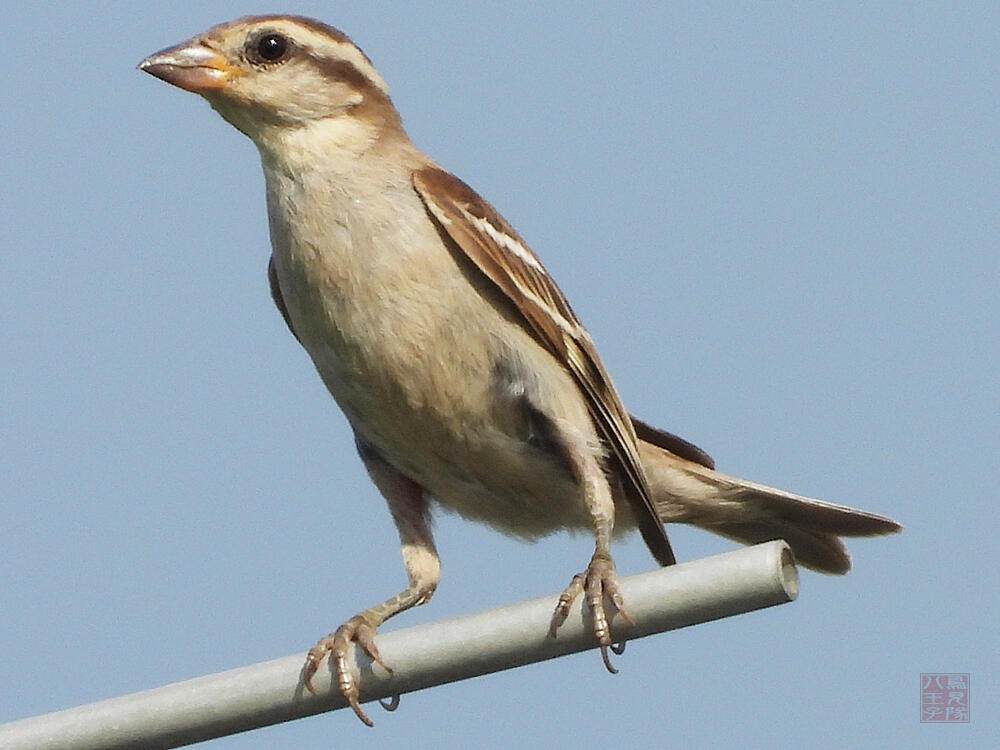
[263,150,617,538]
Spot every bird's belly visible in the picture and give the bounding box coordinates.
[405,431,595,539]
[303,331,599,539]
[273,216,622,539]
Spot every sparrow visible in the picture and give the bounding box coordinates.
[139,15,902,726]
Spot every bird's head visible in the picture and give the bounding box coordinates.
[139,16,399,144]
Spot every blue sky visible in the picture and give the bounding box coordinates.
[2,2,997,747]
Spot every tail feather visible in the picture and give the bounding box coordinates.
[710,522,853,574]
[711,473,903,537]
[637,435,902,575]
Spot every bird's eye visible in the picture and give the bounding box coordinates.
[253,32,289,62]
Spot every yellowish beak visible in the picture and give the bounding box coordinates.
[138,42,238,93]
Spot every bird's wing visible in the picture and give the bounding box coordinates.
[413,166,674,566]
[267,255,300,342]
[631,416,715,470]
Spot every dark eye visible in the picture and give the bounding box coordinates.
[254,32,288,62]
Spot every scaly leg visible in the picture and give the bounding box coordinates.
[302,439,440,727]
[548,434,635,672]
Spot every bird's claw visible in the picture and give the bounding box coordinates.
[301,613,391,727]
[550,553,633,673]
[379,694,401,712]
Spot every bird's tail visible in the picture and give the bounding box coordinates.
[636,425,902,574]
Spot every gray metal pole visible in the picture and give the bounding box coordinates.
[0,541,798,749]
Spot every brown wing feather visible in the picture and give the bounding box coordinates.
[632,416,715,469]
[268,255,300,342]
[413,166,675,566]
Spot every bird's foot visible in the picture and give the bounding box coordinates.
[549,551,635,673]
[301,613,391,727]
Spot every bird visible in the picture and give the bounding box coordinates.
[139,15,902,726]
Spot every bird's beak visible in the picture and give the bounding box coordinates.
[138,41,239,93]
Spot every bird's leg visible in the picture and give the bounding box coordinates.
[550,542,636,673]
[548,442,634,672]
[302,441,439,727]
